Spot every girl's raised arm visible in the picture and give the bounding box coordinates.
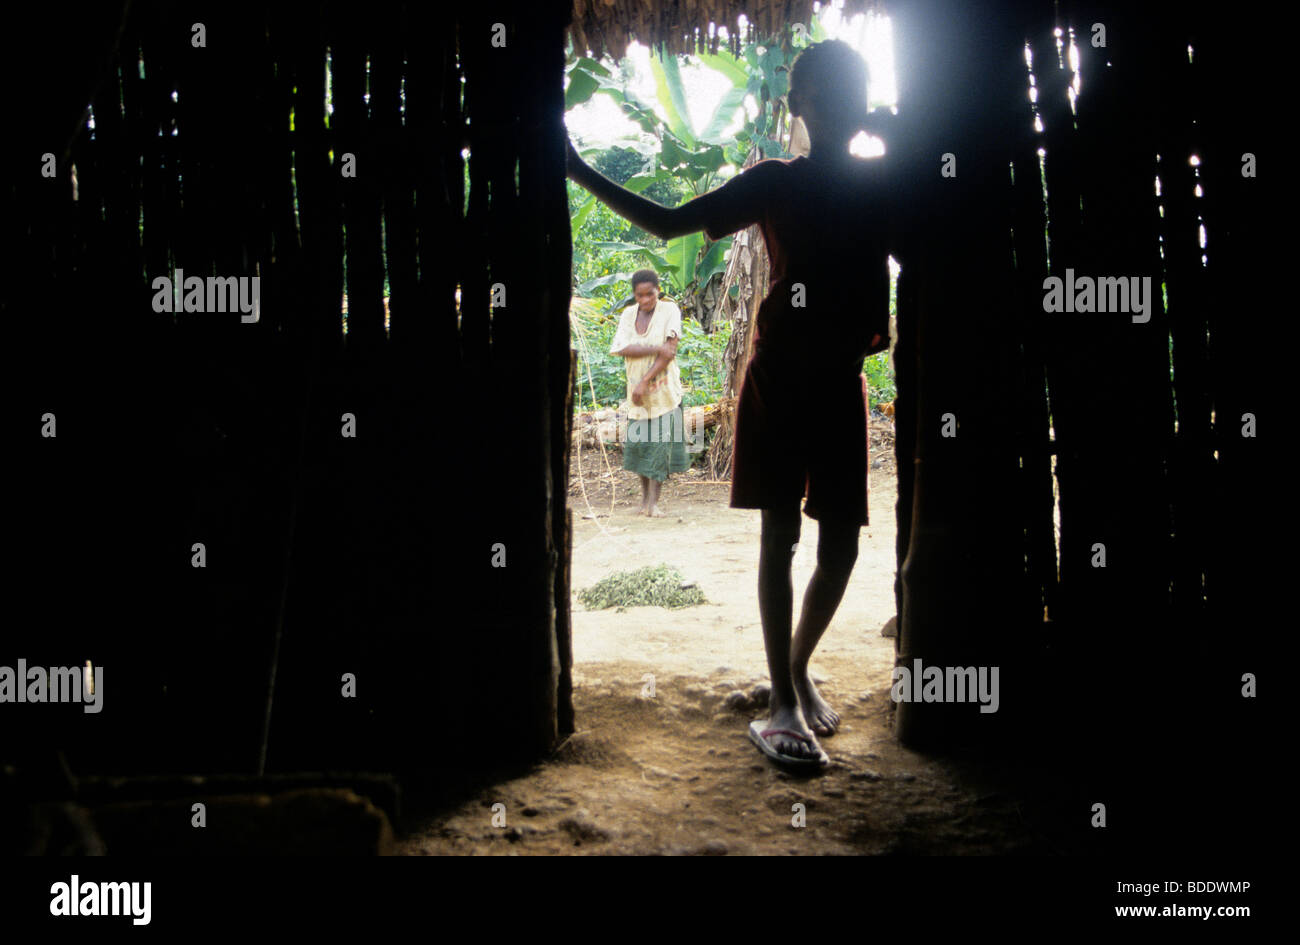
[566,139,716,241]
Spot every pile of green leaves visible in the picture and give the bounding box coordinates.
[577,564,706,610]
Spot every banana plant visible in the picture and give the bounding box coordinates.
[565,20,825,317]
[566,48,746,303]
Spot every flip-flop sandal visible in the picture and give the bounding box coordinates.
[748,720,830,770]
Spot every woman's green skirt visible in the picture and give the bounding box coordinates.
[623,403,691,482]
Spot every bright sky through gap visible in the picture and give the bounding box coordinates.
[567,1,896,164]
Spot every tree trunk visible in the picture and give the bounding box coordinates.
[720,105,795,399]
[719,220,768,399]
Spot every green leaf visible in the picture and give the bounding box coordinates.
[564,58,612,110]
[660,134,691,171]
[770,69,789,100]
[696,237,732,285]
[578,271,635,294]
[591,242,673,270]
[688,144,727,175]
[760,46,788,74]
[565,68,600,109]
[698,86,748,145]
[650,53,696,146]
[589,74,662,134]
[623,174,658,193]
[571,193,597,229]
[665,231,704,287]
[697,50,749,87]
[571,57,611,78]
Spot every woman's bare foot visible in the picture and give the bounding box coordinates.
[793,668,840,736]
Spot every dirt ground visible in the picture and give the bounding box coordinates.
[398,425,1061,855]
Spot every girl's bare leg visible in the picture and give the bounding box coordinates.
[756,505,822,760]
[791,519,860,735]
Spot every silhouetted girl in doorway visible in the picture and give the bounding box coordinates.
[568,39,894,769]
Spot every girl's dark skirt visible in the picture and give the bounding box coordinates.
[622,403,691,482]
[730,350,872,526]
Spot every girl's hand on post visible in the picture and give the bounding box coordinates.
[565,138,585,180]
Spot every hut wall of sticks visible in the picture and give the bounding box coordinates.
[6,0,577,795]
[880,0,1275,760]
[4,0,1278,815]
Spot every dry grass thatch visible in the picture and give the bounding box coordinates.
[568,0,878,59]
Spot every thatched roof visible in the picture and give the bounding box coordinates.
[569,0,878,59]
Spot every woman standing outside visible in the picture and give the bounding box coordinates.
[609,269,690,517]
